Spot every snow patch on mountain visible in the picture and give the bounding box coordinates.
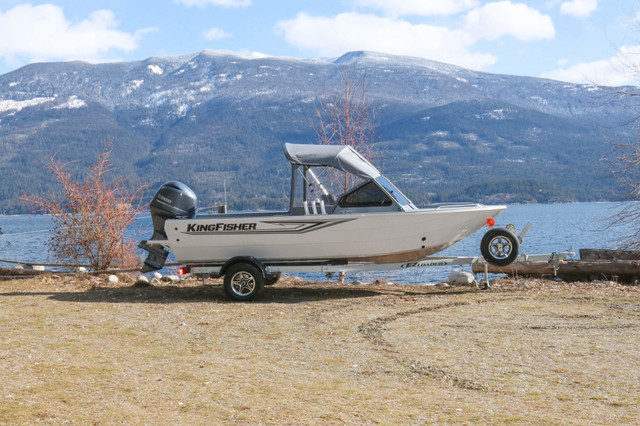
[0,97,55,113]
[475,108,511,120]
[216,73,243,84]
[53,96,87,110]
[123,80,144,96]
[530,95,549,105]
[148,65,163,75]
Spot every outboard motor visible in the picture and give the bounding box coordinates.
[139,181,197,272]
[149,181,198,240]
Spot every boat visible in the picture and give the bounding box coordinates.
[139,143,519,300]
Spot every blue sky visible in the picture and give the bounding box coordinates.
[0,0,639,85]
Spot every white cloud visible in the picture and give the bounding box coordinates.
[173,0,251,7]
[276,12,499,70]
[276,4,556,71]
[203,27,231,40]
[355,0,479,16]
[0,4,144,64]
[464,1,555,41]
[540,45,640,86]
[560,0,598,18]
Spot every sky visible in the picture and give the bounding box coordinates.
[1,0,640,85]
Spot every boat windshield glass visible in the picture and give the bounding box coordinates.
[375,177,413,207]
[338,181,392,208]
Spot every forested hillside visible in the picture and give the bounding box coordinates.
[0,50,635,213]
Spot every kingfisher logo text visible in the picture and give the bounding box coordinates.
[186,223,257,232]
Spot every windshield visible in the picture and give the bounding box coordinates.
[338,181,392,208]
[375,177,414,207]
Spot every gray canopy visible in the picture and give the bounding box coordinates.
[283,143,381,180]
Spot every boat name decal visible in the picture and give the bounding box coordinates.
[181,218,356,235]
[186,223,257,232]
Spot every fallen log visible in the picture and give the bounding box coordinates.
[472,259,640,282]
[0,266,143,280]
[0,266,50,280]
[579,249,640,261]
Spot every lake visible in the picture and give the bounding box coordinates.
[0,202,633,284]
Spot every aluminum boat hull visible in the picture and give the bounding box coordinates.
[160,203,505,265]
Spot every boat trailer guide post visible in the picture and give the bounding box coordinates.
[139,143,535,301]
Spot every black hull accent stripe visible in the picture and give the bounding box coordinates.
[181,218,356,236]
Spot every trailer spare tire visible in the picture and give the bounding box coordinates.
[224,263,264,301]
[480,228,519,267]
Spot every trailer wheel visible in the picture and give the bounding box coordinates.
[224,263,264,301]
[481,228,519,267]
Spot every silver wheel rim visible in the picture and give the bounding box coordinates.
[230,271,256,296]
[489,236,513,259]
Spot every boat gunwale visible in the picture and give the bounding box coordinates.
[189,203,505,221]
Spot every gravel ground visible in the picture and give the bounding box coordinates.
[1,275,639,424]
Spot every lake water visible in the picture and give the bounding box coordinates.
[0,202,633,284]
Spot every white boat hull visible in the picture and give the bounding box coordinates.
[161,204,505,265]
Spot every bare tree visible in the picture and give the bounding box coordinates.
[603,36,640,248]
[608,135,640,248]
[313,65,377,282]
[23,144,148,270]
[314,65,377,191]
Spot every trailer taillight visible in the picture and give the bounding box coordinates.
[486,218,495,227]
[178,266,190,275]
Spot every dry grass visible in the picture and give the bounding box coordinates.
[1,275,639,424]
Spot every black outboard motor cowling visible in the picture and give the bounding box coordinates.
[149,181,197,240]
[139,181,197,273]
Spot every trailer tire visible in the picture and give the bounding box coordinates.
[224,263,264,301]
[481,228,519,267]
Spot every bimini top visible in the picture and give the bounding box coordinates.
[283,143,381,181]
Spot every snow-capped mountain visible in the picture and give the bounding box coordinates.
[0,50,635,212]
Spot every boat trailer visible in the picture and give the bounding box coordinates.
[183,250,574,287]
[173,222,574,299]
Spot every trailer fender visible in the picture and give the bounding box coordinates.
[221,256,266,277]
[220,256,280,283]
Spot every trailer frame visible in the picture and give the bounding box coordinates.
[185,250,575,290]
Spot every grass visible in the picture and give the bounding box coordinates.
[1,275,639,424]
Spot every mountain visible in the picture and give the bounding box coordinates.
[0,50,636,213]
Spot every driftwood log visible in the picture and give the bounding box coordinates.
[0,266,51,280]
[0,265,144,280]
[579,249,640,261]
[472,259,640,282]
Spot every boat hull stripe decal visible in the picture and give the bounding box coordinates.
[181,218,356,235]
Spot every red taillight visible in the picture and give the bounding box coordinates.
[178,266,190,275]
[486,218,495,227]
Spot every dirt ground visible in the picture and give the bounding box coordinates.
[1,274,639,424]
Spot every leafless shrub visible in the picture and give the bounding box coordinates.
[22,144,148,270]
